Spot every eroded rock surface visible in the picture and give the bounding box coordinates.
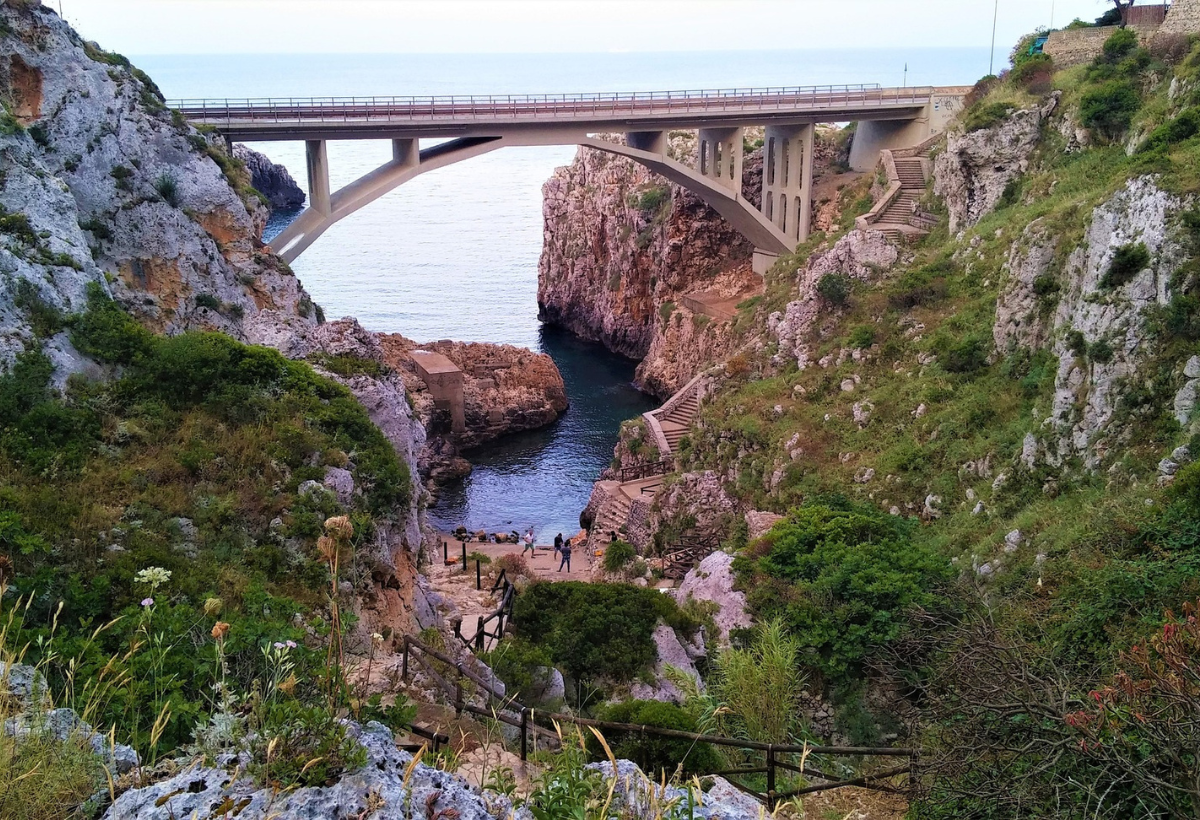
[233,143,305,211]
[935,94,1060,232]
[674,551,752,646]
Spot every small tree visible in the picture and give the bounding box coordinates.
[1103,0,1136,26]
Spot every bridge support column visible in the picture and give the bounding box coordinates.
[393,138,419,169]
[763,125,814,243]
[697,128,743,194]
[627,131,667,155]
[305,139,331,216]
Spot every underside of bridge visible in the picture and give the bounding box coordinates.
[255,93,967,265]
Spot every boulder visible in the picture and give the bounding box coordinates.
[674,551,751,646]
[587,760,765,820]
[102,722,526,820]
[233,144,305,211]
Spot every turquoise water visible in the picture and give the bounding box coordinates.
[135,49,990,535]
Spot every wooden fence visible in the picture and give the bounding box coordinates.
[619,459,672,483]
[399,635,916,807]
[450,568,516,653]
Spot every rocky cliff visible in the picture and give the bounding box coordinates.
[0,7,321,367]
[538,135,763,398]
[0,3,442,638]
[234,143,306,211]
[538,129,856,398]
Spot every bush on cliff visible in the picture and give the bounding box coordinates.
[0,290,414,759]
[737,499,951,680]
[586,699,721,778]
[512,582,697,685]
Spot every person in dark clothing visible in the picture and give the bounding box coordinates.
[610,531,618,543]
[558,537,572,572]
[554,533,564,555]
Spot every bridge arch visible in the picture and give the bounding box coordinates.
[269,132,795,264]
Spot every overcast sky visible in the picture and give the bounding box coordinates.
[56,0,1109,55]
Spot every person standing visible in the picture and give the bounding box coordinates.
[522,526,536,558]
[558,536,572,572]
[554,533,564,556]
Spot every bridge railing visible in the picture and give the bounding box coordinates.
[167,84,934,124]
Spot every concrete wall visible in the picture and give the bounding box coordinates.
[1043,26,1122,68]
[849,117,930,172]
[412,350,466,435]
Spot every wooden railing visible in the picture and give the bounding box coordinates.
[399,634,916,807]
[658,535,720,580]
[619,459,672,483]
[451,568,516,653]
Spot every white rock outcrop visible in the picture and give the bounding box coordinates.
[935,94,1060,232]
[674,551,752,646]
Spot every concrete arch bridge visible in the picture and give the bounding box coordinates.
[174,84,968,268]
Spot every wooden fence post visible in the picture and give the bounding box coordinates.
[520,707,529,762]
[443,541,448,564]
[766,744,776,809]
[461,540,468,572]
[476,559,482,590]
[455,671,463,717]
[475,616,485,652]
[401,638,409,681]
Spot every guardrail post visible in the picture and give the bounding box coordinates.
[462,540,468,573]
[520,707,529,761]
[766,744,776,809]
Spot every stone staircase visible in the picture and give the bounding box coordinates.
[657,389,700,454]
[644,374,707,458]
[856,136,942,239]
[586,376,708,545]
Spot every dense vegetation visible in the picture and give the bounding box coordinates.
[648,25,1200,818]
[0,285,413,768]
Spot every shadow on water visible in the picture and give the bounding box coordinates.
[427,324,659,539]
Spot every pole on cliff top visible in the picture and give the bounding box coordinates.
[990,0,1000,76]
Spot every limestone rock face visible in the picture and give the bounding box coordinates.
[233,143,305,211]
[588,760,765,820]
[0,3,316,369]
[770,230,899,369]
[379,334,568,449]
[103,722,527,820]
[538,136,762,398]
[934,94,1060,232]
[674,551,752,646]
[993,177,1192,466]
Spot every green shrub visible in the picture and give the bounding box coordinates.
[602,540,636,572]
[1100,242,1150,288]
[1009,54,1055,93]
[310,354,385,379]
[194,293,221,311]
[588,700,722,778]
[79,217,113,242]
[512,582,697,684]
[816,273,852,307]
[481,638,554,703]
[847,325,876,349]
[70,282,155,365]
[1088,339,1115,363]
[250,703,367,788]
[937,333,991,374]
[1139,107,1200,154]
[0,208,38,246]
[742,499,951,678]
[888,265,950,309]
[153,171,180,207]
[109,165,134,192]
[659,300,676,322]
[13,280,66,339]
[963,102,1014,133]
[1080,79,1141,140]
[1100,28,1141,65]
[709,619,806,743]
[635,184,670,214]
[1066,329,1088,356]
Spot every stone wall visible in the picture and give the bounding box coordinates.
[1160,0,1200,35]
[1043,26,1122,67]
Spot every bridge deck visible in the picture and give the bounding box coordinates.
[172,84,935,141]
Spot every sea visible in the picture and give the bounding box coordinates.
[135,49,990,539]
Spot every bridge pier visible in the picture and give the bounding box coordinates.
[763,125,814,243]
[697,128,743,194]
[392,138,419,168]
[305,139,331,216]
